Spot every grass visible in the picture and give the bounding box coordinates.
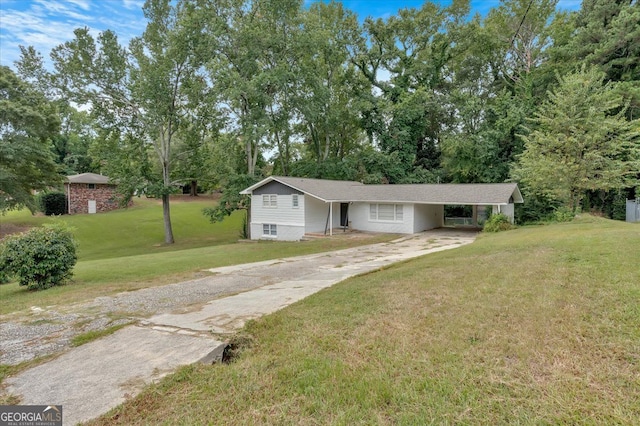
[0,353,62,402]
[70,323,131,347]
[85,216,640,425]
[0,197,397,315]
[0,196,243,261]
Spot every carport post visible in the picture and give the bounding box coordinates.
[330,202,333,236]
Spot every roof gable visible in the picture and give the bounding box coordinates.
[240,176,364,202]
[66,173,111,185]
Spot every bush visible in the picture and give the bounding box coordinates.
[552,206,575,223]
[483,213,514,233]
[0,223,77,290]
[38,192,67,215]
[0,267,11,284]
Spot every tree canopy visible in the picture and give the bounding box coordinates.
[5,0,639,229]
[0,66,61,213]
[512,66,640,210]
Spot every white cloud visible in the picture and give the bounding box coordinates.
[122,0,144,11]
[32,0,89,18]
[66,0,92,11]
[0,0,145,68]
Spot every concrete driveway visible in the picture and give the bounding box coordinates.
[2,229,476,425]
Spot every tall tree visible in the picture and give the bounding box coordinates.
[294,1,363,166]
[199,0,302,177]
[565,0,640,119]
[0,66,61,213]
[512,66,640,211]
[351,0,469,181]
[442,0,561,184]
[51,0,208,244]
[484,0,558,85]
[16,46,99,175]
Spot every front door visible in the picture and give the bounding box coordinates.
[340,203,349,227]
[88,200,97,214]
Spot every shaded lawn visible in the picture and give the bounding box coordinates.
[88,216,640,425]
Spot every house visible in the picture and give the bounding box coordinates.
[240,176,524,241]
[64,173,124,214]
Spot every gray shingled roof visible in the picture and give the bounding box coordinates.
[243,176,523,205]
[66,173,112,185]
[272,176,365,201]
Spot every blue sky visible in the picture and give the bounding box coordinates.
[0,0,581,69]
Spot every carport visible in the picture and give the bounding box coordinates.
[343,183,524,231]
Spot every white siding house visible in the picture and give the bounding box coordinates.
[241,177,524,241]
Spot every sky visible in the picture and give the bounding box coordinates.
[0,0,582,69]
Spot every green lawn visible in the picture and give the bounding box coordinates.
[1,196,243,261]
[0,197,396,315]
[86,216,640,425]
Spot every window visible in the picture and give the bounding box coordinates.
[87,184,96,189]
[262,194,277,208]
[292,194,299,208]
[262,224,277,236]
[369,204,403,222]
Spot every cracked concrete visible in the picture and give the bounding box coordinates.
[2,229,476,425]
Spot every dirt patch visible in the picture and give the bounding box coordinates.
[0,224,32,240]
[171,194,221,203]
[144,194,221,205]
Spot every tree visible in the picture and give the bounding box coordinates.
[16,46,100,175]
[565,0,640,119]
[203,173,258,239]
[484,0,559,85]
[199,0,301,177]
[294,1,363,166]
[0,66,61,213]
[351,0,470,181]
[51,0,209,243]
[512,66,640,211]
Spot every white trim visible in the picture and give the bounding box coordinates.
[262,194,277,208]
[262,223,277,237]
[250,221,304,227]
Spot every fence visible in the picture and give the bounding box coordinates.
[627,199,640,223]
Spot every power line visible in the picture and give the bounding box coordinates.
[510,0,536,49]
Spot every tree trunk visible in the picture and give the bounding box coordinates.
[246,136,253,176]
[190,180,198,197]
[324,132,330,161]
[162,193,175,244]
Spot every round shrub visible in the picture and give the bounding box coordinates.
[483,213,514,233]
[0,223,77,290]
[38,192,67,215]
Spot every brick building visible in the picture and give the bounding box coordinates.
[64,173,127,214]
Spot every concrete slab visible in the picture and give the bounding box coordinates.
[148,278,337,333]
[5,326,224,426]
[148,238,475,335]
